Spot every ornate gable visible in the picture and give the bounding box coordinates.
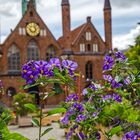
[2,2,60,50]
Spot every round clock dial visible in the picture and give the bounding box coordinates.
[26,22,40,37]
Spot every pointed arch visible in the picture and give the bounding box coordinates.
[85,61,93,80]
[27,40,39,61]
[46,44,56,61]
[7,44,20,73]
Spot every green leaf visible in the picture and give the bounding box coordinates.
[47,108,66,116]
[24,103,37,112]
[4,132,29,140]
[41,128,53,137]
[23,83,40,90]
[107,126,122,137]
[31,118,40,127]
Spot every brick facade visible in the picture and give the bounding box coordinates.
[0,0,112,106]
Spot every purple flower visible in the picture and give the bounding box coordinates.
[75,114,85,122]
[62,60,78,71]
[103,74,113,82]
[78,132,86,139]
[82,88,88,96]
[124,77,131,85]
[115,51,126,62]
[93,112,98,117]
[88,84,97,90]
[111,80,123,89]
[103,93,122,103]
[48,58,61,69]
[103,94,112,100]
[65,94,78,102]
[72,103,84,112]
[61,114,69,125]
[103,55,114,71]
[95,132,101,140]
[21,61,40,84]
[35,60,49,75]
[113,93,122,102]
[123,131,135,140]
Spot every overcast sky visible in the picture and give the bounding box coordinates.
[0,0,140,50]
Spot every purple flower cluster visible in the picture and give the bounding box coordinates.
[72,102,84,112]
[103,55,114,71]
[103,51,126,72]
[65,94,78,102]
[103,93,122,102]
[75,114,85,123]
[61,108,74,125]
[21,58,78,84]
[103,74,123,89]
[82,84,97,96]
[115,51,126,62]
[122,131,140,140]
[61,103,84,125]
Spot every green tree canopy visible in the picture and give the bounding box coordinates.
[125,35,140,70]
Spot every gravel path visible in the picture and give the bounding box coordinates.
[9,123,66,140]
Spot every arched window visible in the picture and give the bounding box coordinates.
[7,44,20,73]
[85,61,93,80]
[27,40,39,61]
[7,87,16,97]
[46,45,56,61]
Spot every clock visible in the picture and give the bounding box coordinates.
[26,22,40,37]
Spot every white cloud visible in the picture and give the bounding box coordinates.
[113,25,140,50]
[0,0,140,49]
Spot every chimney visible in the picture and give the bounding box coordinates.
[87,16,91,23]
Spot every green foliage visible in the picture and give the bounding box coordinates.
[47,108,66,116]
[107,126,122,138]
[125,35,140,70]
[0,110,28,140]
[125,45,140,70]
[13,93,35,116]
[24,103,38,112]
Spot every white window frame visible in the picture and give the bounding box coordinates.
[80,44,85,52]
[93,44,98,52]
[86,32,91,41]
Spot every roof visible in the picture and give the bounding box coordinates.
[58,23,86,47]
[104,0,111,10]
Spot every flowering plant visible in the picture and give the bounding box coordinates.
[61,51,140,140]
[21,58,78,140]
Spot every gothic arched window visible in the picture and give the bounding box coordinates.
[46,45,56,61]
[85,61,93,80]
[7,44,20,73]
[27,40,39,61]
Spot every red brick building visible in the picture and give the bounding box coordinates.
[0,0,112,105]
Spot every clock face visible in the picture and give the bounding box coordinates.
[26,22,40,37]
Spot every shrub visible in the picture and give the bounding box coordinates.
[13,93,35,116]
